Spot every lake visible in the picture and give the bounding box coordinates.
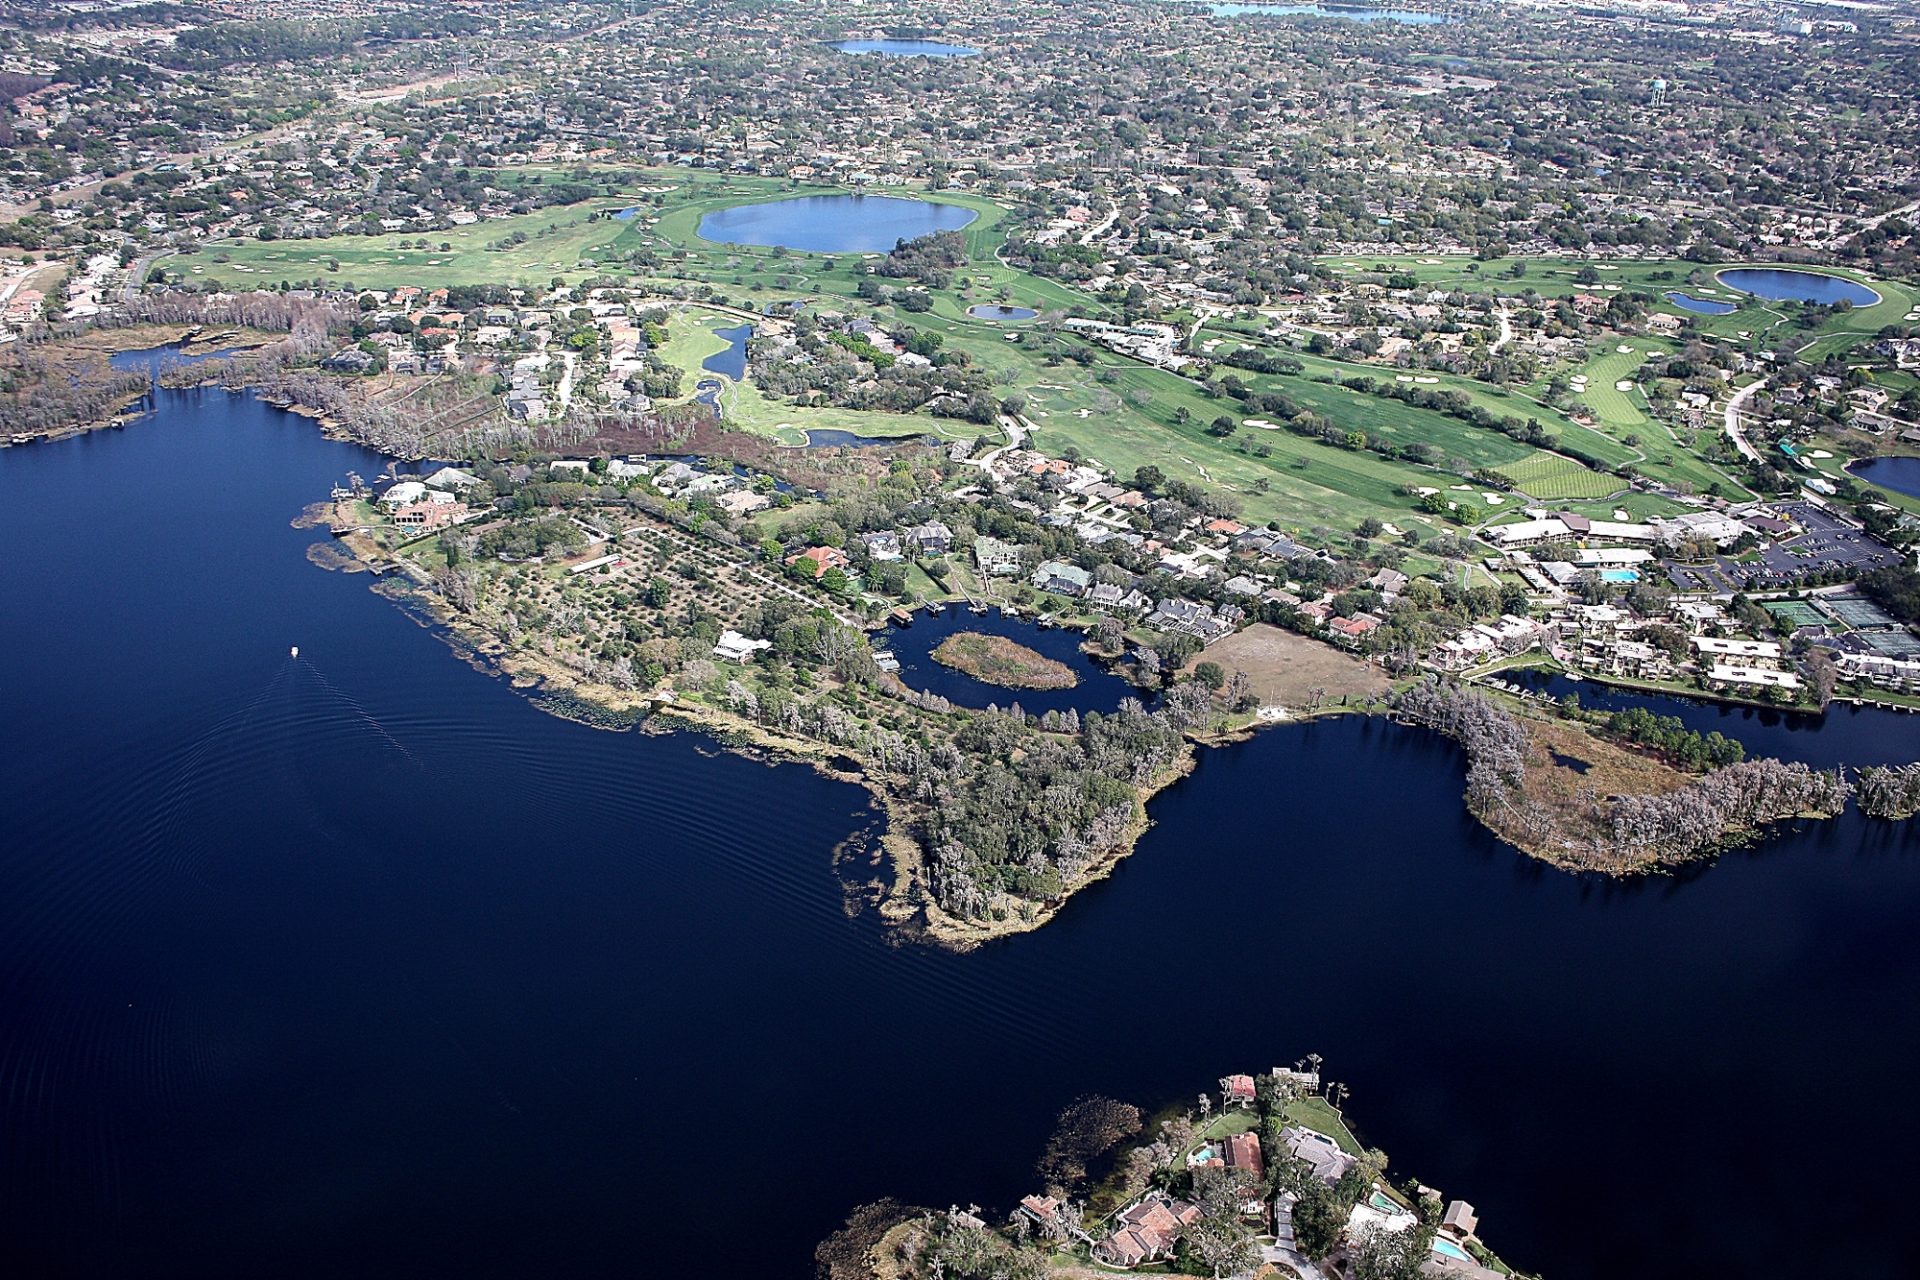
[701,323,751,381]
[827,39,981,57]
[803,428,915,449]
[695,194,978,254]
[879,608,1142,716]
[5,379,1920,1280]
[1202,3,1455,22]
[1499,666,1919,769]
[1847,454,1920,501]
[1665,291,1736,316]
[966,304,1038,321]
[1716,267,1880,308]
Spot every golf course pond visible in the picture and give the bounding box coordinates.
[966,304,1038,321]
[1716,268,1880,307]
[1847,455,1920,501]
[695,194,978,254]
[1665,291,1737,316]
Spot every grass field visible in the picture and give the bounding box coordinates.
[1315,252,1915,360]
[169,164,1866,540]
[654,305,958,445]
[1495,452,1624,500]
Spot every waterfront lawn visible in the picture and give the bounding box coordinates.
[1283,1096,1362,1154]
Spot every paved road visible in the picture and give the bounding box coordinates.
[1492,303,1514,352]
[1722,378,1767,464]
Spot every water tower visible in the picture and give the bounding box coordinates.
[1649,77,1669,108]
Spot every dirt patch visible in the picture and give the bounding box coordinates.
[1494,712,1695,860]
[1190,623,1390,709]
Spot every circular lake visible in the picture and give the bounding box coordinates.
[1716,268,1880,308]
[1665,291,1736,316]
[966,304,1038,321]
[827,38,980,57]
[695,194,977,254]
[1847,455,1920,501]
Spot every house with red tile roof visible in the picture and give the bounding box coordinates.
[785,545,849,578]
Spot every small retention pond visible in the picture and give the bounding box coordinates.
[696,194,978,254]
[1716,268,1880,308]
[1665,291,1736,316]
[701,324,751,381]
[803,429,916,449]
[966,304,1038,321]
[880,607,1143,716]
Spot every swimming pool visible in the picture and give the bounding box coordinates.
[1601,568,1641,583]
[1432,1236,1473,1261]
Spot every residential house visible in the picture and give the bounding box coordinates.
[786,546,850,578]
[1033,561,1094,597]
[907,521,953,556]
[861,531,904,562]
[974,536,1024,577]
[1092,1194,1202,1269]
[712,630,773,663]
[716,490,770,518]
[1280,1127,1355,1186]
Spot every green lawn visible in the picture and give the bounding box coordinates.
[169,198,649,291]
[1313,253,1913,361]
[1495,452,1624,500]
[654,304,968,446]
[1283,1096,1362,1154]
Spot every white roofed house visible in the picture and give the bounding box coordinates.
[378,480,428,507]
[712,630,772,663]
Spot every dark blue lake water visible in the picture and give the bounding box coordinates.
[1665,291,1736,316]
[881,609,1140,716]
[1501,667,1918,769]
[804,428,913,449]
[1717,268,1880,308]
[827,39,981,57]
[1848,454,1920,501]
[5,380,1920,1280]
[701,323,751,381]
[696,195,978,254]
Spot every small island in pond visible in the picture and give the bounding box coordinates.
[932,631,1078,690]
